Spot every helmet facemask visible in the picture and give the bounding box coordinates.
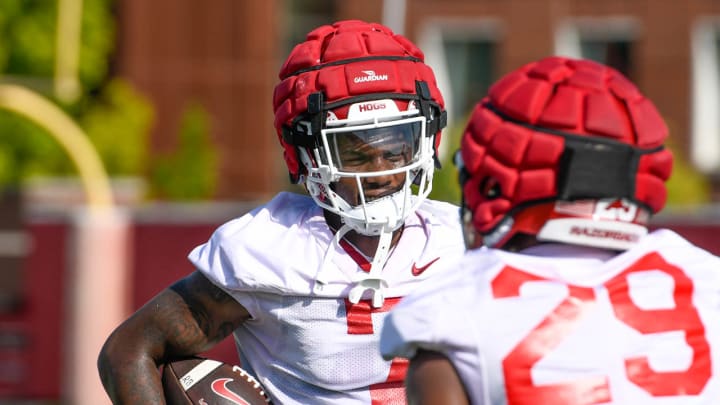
[299,99,434,236]
[271,20,447,307]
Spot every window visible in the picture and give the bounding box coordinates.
[690,18,720,174]
[554,17,638,80]
[442,39,496,122]
[417,19,501,138]
[282,0,338,56]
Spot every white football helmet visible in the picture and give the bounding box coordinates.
[299,99,434,236]
[272,20,447,306]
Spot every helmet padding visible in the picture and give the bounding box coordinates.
[459,56,673,250]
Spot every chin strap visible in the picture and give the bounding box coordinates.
[347,227,393,308]
[313,224,393,308]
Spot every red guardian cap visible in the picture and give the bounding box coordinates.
[272,19,446,183]
[457,56,673,250]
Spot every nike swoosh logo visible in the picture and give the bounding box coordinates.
[211,378,251,405]
[411,257,440,276]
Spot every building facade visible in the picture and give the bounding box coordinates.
[115,0,720,200]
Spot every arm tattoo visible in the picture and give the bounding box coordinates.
[169,279,212,337]
[208,281,234,303]
[169,273,241,343]
[154,289,210,352]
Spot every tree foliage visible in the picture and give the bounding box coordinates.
[80,79,153,176]
[149,104,218,200]
[0,0,220,201]
[0,0,139,186]
[428,117,465,206]
[664,141,711,206]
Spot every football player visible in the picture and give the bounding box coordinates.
[97,20,464,404]
[380,56,720,404]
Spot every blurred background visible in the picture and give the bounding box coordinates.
[0,0,719,404]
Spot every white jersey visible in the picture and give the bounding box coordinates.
[381,229,720,404]
[188,192,464,405]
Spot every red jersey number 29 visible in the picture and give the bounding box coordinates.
[491,252,711,404]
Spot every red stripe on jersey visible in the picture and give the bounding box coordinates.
[340,239,372,272]
[370,358,409,405]
[344,297,403,334]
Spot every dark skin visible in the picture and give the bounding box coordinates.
[97,271,249,404]
[97,132,411,404]
[326,130,411,251]
[405,350,470,405]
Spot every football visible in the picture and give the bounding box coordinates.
[162,356,271,404]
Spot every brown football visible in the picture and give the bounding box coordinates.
[162,356,271,405]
